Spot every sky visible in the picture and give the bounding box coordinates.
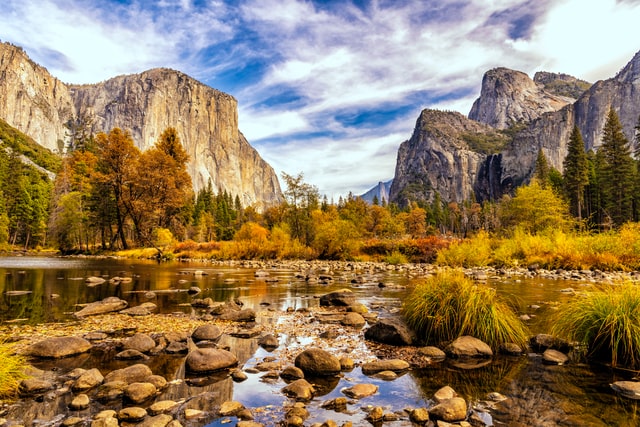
[2,0,640,199]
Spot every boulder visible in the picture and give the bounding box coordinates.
[136,414,173,427]
[115,349,149,360]
[433,385,457,403]
[417,346,446,359]
[104,364,153,384]
[125,382,157,404]
[445,336,493,358]
[280,365,305,381]
[361,359,410,375]
[118,407,148,423]
[219,400,245,416]
[409,408,430,424]
[364,318,415,346]
[611,381,640,399]
[219,308,256,322]
[69,393,90,410]
[72,368,104,391]
[123,333,156,353]
[185,348,238,373]
[341,383,378,399]
[319,290,356,306]
[148,400,178,416]
[25,336,92,358]
[95,381,128,401]
[428,397,468,422]
[341,312,366,328]
[73,297,127,318]
[146,375,167,390]
[258,334,279,349]
[282,379,315,401]
[191,324,222,342]
[543,349,569,365]
[294,348,341,376]
[500,342,524,356]
[530,334,570,352]
[19,378,54,396]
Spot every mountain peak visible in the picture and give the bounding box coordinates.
[615,50,640,84]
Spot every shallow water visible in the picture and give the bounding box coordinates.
[1,256,638,426]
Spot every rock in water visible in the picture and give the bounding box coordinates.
[185,348,238,373]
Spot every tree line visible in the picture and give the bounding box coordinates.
[1,106,639,257]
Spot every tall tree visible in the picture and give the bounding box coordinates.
[599,108,635,226]
[563,126,589,223]
[281,172,319,245]
[534,149,550,188]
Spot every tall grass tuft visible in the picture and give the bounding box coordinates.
[0,340,28,398]
[402,270,529,350]
[551,283,640,369]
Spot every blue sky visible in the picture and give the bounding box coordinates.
[2,0,640,198]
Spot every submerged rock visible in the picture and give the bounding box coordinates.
[73,297,128,317]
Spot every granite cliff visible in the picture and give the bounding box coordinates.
[0,42,282,209]
[391,50,640,206]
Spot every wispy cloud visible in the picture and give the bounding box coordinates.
[2,0,640,197]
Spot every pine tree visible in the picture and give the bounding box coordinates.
[563,126,589,222]
[534,149,550,188]
[599,108,636,226]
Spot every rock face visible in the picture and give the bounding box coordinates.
[391,50,640,206]
[389,110,498,205]
[469,67,575,129]
[0,42,282,208]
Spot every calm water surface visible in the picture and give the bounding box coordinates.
[1,256,638,426]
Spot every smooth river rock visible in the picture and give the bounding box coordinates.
[294,348,341,376]
[25,336,92,358]
[361,359,410,375]
[445,336,493,358]
[364,318,415,346]
[185,348,238,373]
[73,297,128,318]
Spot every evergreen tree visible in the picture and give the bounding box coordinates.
[563,126,589,222]
[599,108,635,226]
[534,149,550,188]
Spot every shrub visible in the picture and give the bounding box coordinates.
[402,270,528,350]
[0,340,28,398]
[435,231,492,267]
[385,250,408,265]
[551,283,640,369]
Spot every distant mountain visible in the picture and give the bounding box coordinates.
[360,180,392,204]
[389,50,640,206]
[0,41,282,209]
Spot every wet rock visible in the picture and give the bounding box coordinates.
[25,336,92,358]
[86,276,106,285]
[104,364,153,384]
[611,381,640,399]
[543,349,569,365]
[255,360,282,371]
[92,414,119,427]
[184,409,205,420]
[219,400,245,416]
[339,357,354,371]
[62,416,84,426]
[428,397,468,422]
[95,381,128,401]
[361,359,410,375]
[530,334,570,352]
[192,324,222,342]
[19,378,53,396]
[116,349,149,360]
[185,348,238,373]
[281,365,305,380]
[364,318,415,346]
[347,303,368,314]
[232,370,248,382]
[237,422,264,427]
[123,333,156,353]
[500,342,524,356]
[417,346,446,359]
[165,341,188,354]
[148,400,178,415]
[120,306,153,316]
[341,312,366,328]
[146,375,167,390]
[84,332,108,341]
[366,406,384,422]
[118,406,148,422]
[137,414,173,427]
[445,336,493,358]
[282,379,315,401]
[321,397,348,411]
[409,408,430,424]
[258,333,279,349]
[294,348,341,376]
[72,368,104,391]
[434,385,457,403]
[125,382,157,403]
[220,308,256,322]
[342,383,378,399]
[191,298,215,308]
[319,290,356,307]
[74,297,128,317]
[69,393,90,410]
[372,370,398,381]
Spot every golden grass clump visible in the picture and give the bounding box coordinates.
[551,282,640,369]
[402,270,529,350]
[0,340,28,399]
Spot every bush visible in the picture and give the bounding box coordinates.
[551,283,640,369]
[402,270,529,350]
[385,250,408,265]
[435,231,492,267]
[0,340,28,398]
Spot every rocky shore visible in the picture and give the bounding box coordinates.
[1,260,640,427]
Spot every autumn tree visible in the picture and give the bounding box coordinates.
[281,172,319,245]
[599,108,635,226]
[563,126,589,223]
